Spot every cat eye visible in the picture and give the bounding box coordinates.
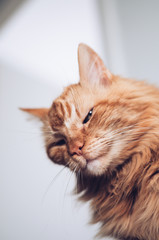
[55,139,66,146]
[83,108,93,124]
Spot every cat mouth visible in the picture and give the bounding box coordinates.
[72,155,95,169]
[86,158,99,165]
[86,158,96,164]
[72,155,101,173]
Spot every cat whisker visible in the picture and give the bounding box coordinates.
[64,165,78,198]
[94,126,134,141]
[86,126,154,152]
[99,126,152,141]
[78,170,84,192]
[75,170,80,194]
[18,130,44,135]
[41,165,67,204]
[42,130,53,134]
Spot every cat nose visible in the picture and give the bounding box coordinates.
[69,141,84,156]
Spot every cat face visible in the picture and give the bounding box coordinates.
[46,91,142,176]
[22,44,149,176]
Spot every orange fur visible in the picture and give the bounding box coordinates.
[22,44,159,240]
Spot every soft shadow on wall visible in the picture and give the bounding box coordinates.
[0,0,26,27]
[99,0,159,85]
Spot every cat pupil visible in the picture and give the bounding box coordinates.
[83,108,93,124]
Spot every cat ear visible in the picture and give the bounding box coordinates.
[78,43,112,87]
[20,108,49,121]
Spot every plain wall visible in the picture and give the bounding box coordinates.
[101,0,159,84]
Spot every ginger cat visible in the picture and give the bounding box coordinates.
[22,44,159,240]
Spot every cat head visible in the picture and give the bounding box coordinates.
[22,44,151,176]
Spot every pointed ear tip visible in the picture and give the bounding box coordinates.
[19,107,37,115]
[19,107,31,113]
[78,43,84,54]
[78,43,98,60]
[19,107,49,120]
[78,43,91,53]
[78,43,86,49]
[19,107,27,112]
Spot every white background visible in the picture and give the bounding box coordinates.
[0,0,159,240]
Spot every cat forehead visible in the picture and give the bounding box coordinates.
[48,84,106,130]
[49,99,84,130]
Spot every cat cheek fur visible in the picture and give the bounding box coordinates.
[47,145,68,165]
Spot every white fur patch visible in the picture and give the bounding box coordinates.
[64,104,81,129]
[87,159,103,176]
[64,104,75,128]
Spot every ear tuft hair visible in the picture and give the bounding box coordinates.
[78,43,112,87]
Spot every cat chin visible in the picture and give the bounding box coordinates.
[86,159,102,175]
[84,157,107,176]
[71,155,106,176]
